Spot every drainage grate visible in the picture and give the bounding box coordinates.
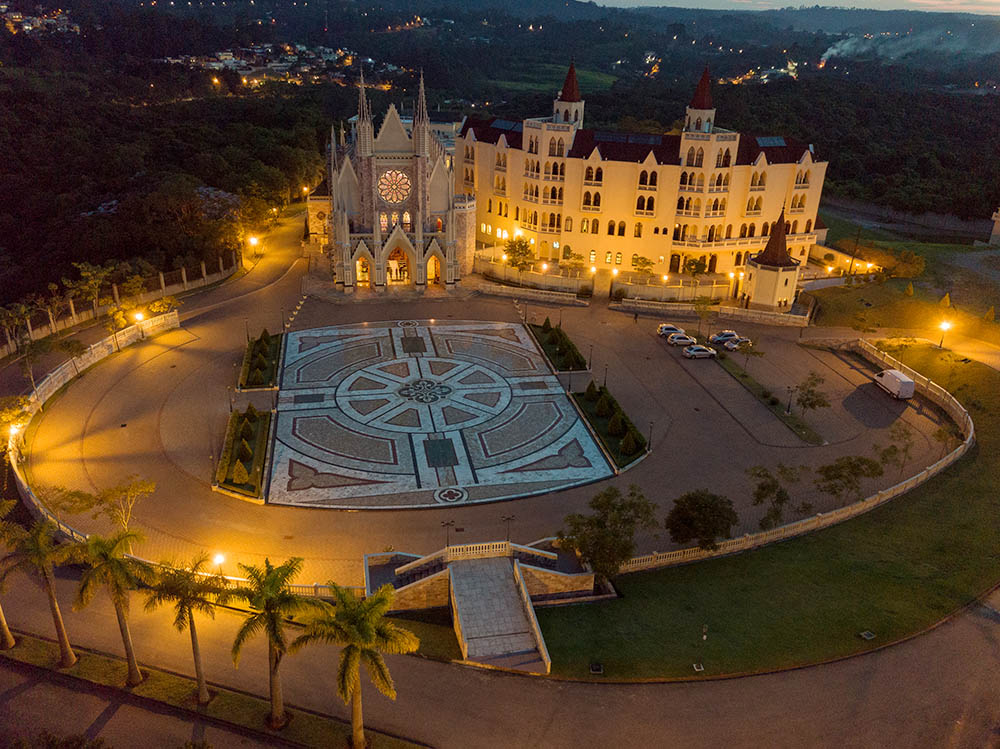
[859,630,876,641]
[589,662,604,675]
[693,663,704,673]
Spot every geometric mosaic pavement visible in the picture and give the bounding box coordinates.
[266,320,613,508]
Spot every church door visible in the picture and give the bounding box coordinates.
[387,247,411,285]
[356,258,371,287]
[427,255,442,285]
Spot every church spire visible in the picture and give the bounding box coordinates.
[356,67,373,157]
[689,66,713,109]
[414,70,430,156]
[753,208,797,267]
[553,60,585,127]
[559,61,581,103]
[684,66,716,134]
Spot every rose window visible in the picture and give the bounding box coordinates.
[377,170,412,204]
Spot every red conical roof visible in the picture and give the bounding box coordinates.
[559,62,582,103]
[689,67,713,110]
[752,209,797,268]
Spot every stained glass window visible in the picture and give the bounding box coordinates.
[377,170,411,204]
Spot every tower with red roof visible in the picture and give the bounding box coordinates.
[553,62,585,128]
[685,67,716,134]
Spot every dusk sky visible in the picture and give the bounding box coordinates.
[607,0,1000,14]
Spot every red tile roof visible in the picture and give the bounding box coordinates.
[559,62,582,103]
[751,209,798,268]
[689,67,713,110]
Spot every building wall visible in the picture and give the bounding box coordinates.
[519,564,594,598]
[745,261,799,309]
[991,209,1000,246]
[391,569,451,611]
[307,196,329,245]
[460,124,826,279]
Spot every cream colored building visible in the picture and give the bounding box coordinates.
[458,65,828,300]
[991,207,1000,246]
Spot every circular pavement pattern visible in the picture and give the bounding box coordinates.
[266,320,614,509]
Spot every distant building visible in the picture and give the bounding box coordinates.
[459,64,828,304]
[991,208,1000,246]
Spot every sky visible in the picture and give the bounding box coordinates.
[604,0,1000,14]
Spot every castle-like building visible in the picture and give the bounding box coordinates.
[314,64,827,308]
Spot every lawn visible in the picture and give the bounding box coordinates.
[537,342,1000,680]
[2,633,420,748]
[491,63,616,93]
[571,389,645,469]
[527,322,587,371]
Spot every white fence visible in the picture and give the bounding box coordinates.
[620,338,975,574]
[717,305,810,327]
[393,541,558,577]
[613,279,731,303]
[478,282,588,307]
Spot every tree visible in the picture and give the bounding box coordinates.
[231,557,318,729]
[42,478,155,546]
[683,256,708,286]
[0,520,77,667]
[633,256,654,277]
[885,421,914,478]
[693,296,713,338]
[145,553,230,704]
[100,297,128,352]
[504,237,533,272]
[933,425,961,458]
[291,583,418,748]
[564,251,586,273]
[939,293,951,308]
[148,296,181,315]
[795,372,830,416]
[64,262,114,315]
[18,336,53,395]
[557,485,657,584]
[58,338,89,376]
[0,501,20,649]
[664,490,738,550]
[746,464,808,530]
[69,531,152,686]
[737,338,764,371]
[0,396,30,464]
[814,456,884,503]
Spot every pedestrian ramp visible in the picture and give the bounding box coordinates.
[449,557,550,674]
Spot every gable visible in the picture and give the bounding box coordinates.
[375,105,412,152]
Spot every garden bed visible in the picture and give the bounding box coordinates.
[237,330,282,390]
[215,404,272,497]
[528,322,587,371]
[572,384,646,468]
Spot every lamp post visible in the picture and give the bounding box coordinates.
[441,520,455,547]
[938,320,951,349]
[133,312,145,340]
[501,514,515,541]
[647,420,654,452]
[603,363,608,388]
[244,317,250,343]
[588,343,594,370]
[785,385,795,415]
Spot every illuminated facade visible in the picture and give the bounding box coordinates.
[458,65,828,301]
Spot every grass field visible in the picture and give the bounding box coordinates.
[491,63,616,93]
[536,342,999,680]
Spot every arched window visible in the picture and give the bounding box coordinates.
[650,172,657,187]
[687,147,696,166]
[673,225,681,241]
[436,217,444,232]
[615,252,622,264]
[548,140,556,156]
[639,170,648,186]
[403,211,411,230]
[705,118,712,132]
[755,197,763,211]
[708,255,717,272]
[544,162,552,177]
[557,138,565,156]
[792,221,798,234]
[670,254,681,272]
[380,213,388,233]
[637,196,646,211]
[685,198,692,211]
[708,226,715,242]
[804,170,811,185]
[514,207,519,220]
[647,197,655,211]
[634,223,642,238]
[726,224,733,239]
[805,219,812,233]
[786,222,792,234]
[550,214,558,228]
[631,253,639,267]
[722,149,731,167]
[695,148,704,167]
[712,199,720,211]
[558,187,564,200]
[740,223,747,238]
[720,198,727,211]
[593,193,601,207]
[607,220,615,235]
[694,199,701,212]
[735,252,742,265]
[762,223,770,237]
[391,212,399,227]
[680,172,688,187]
[504,204,509,217]
[595,167,603,181]
[759,172,767,186]
[677,197,685,210]
[550,186,557,200]
[586,166,594,181]
[696,174,705,188]
[559,163,566,177]
[618,221,626,236]
[563,109,570,122]
[591,220,599,234]
[746,199,754,212]
[581,218,589,232]
[584,191,592,207]
[716,151,724,168]
[565,217,573,232]
[695,118,702,131]
[799,196,806,210]
[488,199,493,213]
[563,244,572,259]
[574,110,579,121]
[590,250,596,262]
[751,172,759,187]
[795,170,802,185]
[748,224,756,238]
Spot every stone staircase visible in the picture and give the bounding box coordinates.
[449,557,549,674]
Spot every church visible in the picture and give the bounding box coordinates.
[319,73,475,292]
[313,63,827,309]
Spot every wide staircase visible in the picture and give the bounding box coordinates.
[449,557,549,674]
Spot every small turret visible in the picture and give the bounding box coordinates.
[684,67,716,134]
[553,61,585,127]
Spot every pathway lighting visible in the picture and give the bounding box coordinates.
[213,553,225,569]
[501,253,508,262]
[612,268,619,276]
[728,272,735,279]
[739,272,744,278]
[134,312,144,322]
[939,320,951,349]
[590,266,597,274]
[541,263,548,272]
[662,275,669,282]
[248,236,259,247]
[826,266,833,273]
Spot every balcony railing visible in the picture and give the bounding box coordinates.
[794,182,809,189]
[495,164,506,172]
[676,209,700,217]
[523,194,539,203]
[745,210,762,217]
[679,184,703,193]
[542,198,563,205]
[708,186,729,193]
[637,184,657,191]
[523,171,539,179]
[583,179,603,187]
[543,174,565,182]
[635,209,655,217]
[539,225,560,234]
[581,205,601,212]
[749,185,766,192]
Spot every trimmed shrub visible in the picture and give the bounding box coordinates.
[215,412,240,485]
[608,410,626,437]
[240,419,254,441]
[259,329,271,345]
[585,380,599,401]
[612,288,626,301]
[905,282,914,297]
[232,460,250,485]
[253,353,269,371]
[596,393,613,418]
[542,316,552,332]
[245,403,259,422]
[761,389,772,399]
[238,438,253,463]
[248,368,265,387]
[546,328,563,346]
[621,430,639,456]
[940,292,951,308]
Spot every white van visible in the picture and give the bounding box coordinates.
[874,369,915,399]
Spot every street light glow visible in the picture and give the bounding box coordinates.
[501,253,508,262]
[248,236,259,247]
[728,272,735,279]
[302,186,309,193]
[134,312,144,322]
[940,321,951,332]
[662,274,668,282]
[612,268,619,276]
[541,263,548,271]
[213,553,225,566]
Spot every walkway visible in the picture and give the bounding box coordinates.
[450,558,545,672]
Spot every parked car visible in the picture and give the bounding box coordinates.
[709,330,742,344]
[656,323,686,337]
[682,345,718,359]
[723,337,752,351]
[874,369,915,399]
[667,333,697,347]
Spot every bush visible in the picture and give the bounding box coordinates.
[248,368,264,386]
[612,288,626,302]
[253,353,268,372]
[985,306,995,322]
[608,410,626,437]
[542,316,552,332]
[585,380,599,401]
[239,419,254,441]
[259,329,271,346]
[238,438,253,463]
[546,328,563,347]
[232,460,250,485]
[245,403,259,422]
[761,389,772,399]
[596,393,613,418]
[905,282,914,297]
[577,286,593,299]
[769,396,780,406]
[215,412,240,485]
[621,430,639,456]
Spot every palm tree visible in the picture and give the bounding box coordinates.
[69,531,152,686]
[145,553,229,704]
[0,519,76,667]
[291,583,418,748]
[230,557,317,729]
[0,501,20,649]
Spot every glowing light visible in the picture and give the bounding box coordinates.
[940,321,952,332]
[9,424,21,437]
[212,77,220,85]
[134,312,144,322]
[662,275,669,282]
[541,263,548,271]
[248,236,259,247]
[501,253,508,262]
[590,266,597,274]
[213,553,225,566]
[302,186,309,193]
[739,272,744,278]
[612,268,619,276]
[728,272,735,279]
[826,266,833,273]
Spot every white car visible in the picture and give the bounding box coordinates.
[656,323,686,337]
[683,344,718,359]
[723,337,752,351]
[667,333,697,346]
[709,330,742,344]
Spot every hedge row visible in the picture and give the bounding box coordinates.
[238,329,281,389]
[529,320,587,371]
[217,404,271,496]
[215,410,241,485]
[578,382,647,464]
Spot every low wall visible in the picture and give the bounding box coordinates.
[717,305,810,328]
[620,338,974,574]
[391,568,452,611]
[519,563,594,599]
[613,279,730,303]
[513,560,552,674]
[477,281,589,307]
[450,575,470,660]
[1,253,240,358]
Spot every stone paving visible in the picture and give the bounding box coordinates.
[449,558,537,659]
[267,320,613,508]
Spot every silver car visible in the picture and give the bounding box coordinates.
[667,333,697,346]
[656,323,686,337]
[723,337,751,351]
[709,330,741,344]
[683,344,718,359]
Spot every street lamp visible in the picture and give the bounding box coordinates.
[938,320,951,349]
[785,385,795,415]
[213,553,225,567]
[590,266,597,274]
[441,520,455,548]
[501,514,515,541]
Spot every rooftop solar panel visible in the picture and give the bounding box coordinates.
[595,132,628,143]
[492,119,519,131]
[756,136,786,148]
